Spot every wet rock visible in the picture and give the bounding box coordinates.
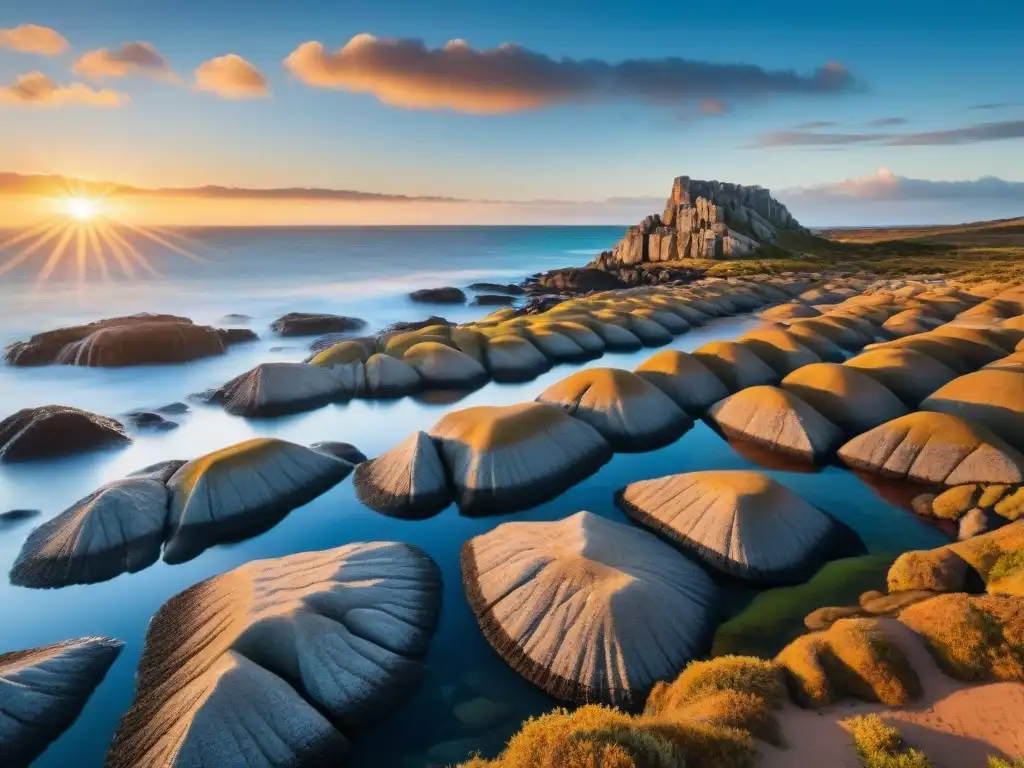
[123,411,178,431]
[0,406,130,463]
[213,362,346,417]
[380,316,453,337]
[525,268,625,294]
[55,322,229,367]
[468,282,524,296]
[311,441,367,464]
[216,327,259,345]
[0,509,39,524]
[410,287,467,304]
[154,402,188,415]
[218,313,252,324]
[0,637,123,766]
[128,459,187,484]
[473,294,516,306]
[354,432,452,520]
[270,312,367,337]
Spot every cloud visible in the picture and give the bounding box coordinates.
[867,116,907,126]
[792,120,839,130]
[698,98,730,115]
[284,34,855,114]
[780,168,1024,202]
[194,54,269,99]
[0,72,126,108]
[755,129,878,147]
[0,24,69,55]
[754,118,1024,147]
[73,42,178,81]
[970,102,1018,110]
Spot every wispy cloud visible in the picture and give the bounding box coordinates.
[195,54,270,99]
[969,102,1019,110]
[699,98,730,115]
[792,120,839,130]
[780,168,1024,201]
[284,33,855,114]
[0,72,126,108]
[73,42,178,82]
[754,118,1024,147]
[0,24,69,55]
[866,116,907,126]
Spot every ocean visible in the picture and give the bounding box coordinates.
[0,226,948,767]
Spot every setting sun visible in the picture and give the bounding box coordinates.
[66,196,98,222]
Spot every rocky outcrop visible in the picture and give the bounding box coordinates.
[270,312,366,337]
[410,287,467,304]
[0,406,130,462]
[592,175,808,268]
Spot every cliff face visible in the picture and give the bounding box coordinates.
[593,176,807,267]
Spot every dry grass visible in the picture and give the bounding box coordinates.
[844,714,935,768]
[898,593,1024,682]
[777,618,921,707]
[988,758,1024,768]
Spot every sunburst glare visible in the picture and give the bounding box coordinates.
[0,185,203,285]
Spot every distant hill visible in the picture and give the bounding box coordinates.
[817,217,1024,248]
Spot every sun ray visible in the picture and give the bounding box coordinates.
[0,223,67,278]
[0,218,62,252]
[33,225,77,287]
[103,225,161,277]
[86,225,110,282]
[113,220,205,263]
[96,223,135,278]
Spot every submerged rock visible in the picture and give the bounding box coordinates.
[633,349,729,414]
[123,411,178,431]
[163,438,352,563]
[617,470,846,584]
[410,287,467,304]
[708,385,843,461]
[0,508,39,525]
[105,543,441,768]
[11,477,170,588]
[428,402,612,515]
[270,312,367,337]
[536,367,692,451]
[838,411,1024,485]
[213,362,345,417]
[0,406,130,463]
[0,636,123,767]
[353,432,453,519]
[461,511,717,709]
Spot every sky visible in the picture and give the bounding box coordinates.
[1,0,1023,226]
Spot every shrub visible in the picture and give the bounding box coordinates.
[845,714,935,768]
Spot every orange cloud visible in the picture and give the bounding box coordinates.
[284,34,854,115]
[699,99,730,115]
[195,54,269,99]
[0,24,69,55]
[0,72,126,108]
[73,42,178,81]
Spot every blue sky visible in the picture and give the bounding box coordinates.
[1,0,1022,224]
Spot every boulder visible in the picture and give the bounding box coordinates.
[270,312,366,337]
[217,327,259,345]
[11,476,170,588]
[593,310,673,347]
[922,369,1024,452]
[364,353,422,398]
[0,406,130,463]
[54,321,227,367]
[838,411,1024,485]
[530,322,605,355]
[163,438,352,563]
[758,303,821,322]
[782,322,847,362]
[461,511,717,709]
[0,509,39,525]
[213,363,345,417]
[708,385,843,461]
[474,294,516,306]
[788,317,871,350]
[522,327,590,362]
[353,432,453,520]
[536,367,692,451]
[527,268,626,294]
[428,402,612,515]
[781,363,908,435]
[106,543,441,767]
[308,340,370,368]
[882,308,945,337]
[0,637,123,766]
[879,331,1007,374]
[691,341,779,392]
[468,282,525,296]
[573,317,643,351]
[311,441,367,465]
[123,411,178,431]
[844,347,958,406]
[403,343,488,389]
[484,335,551,383]
[617,470,845,584]
[128,459,188,484]
[737,328,821,376]
[634,350,729,414]
[409,287,467,304]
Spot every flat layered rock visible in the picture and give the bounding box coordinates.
[11,477,169,588]
[106,543,441,768]
[0,406,130,463]
[485,335,550,383]
[403,342,488,389]
[353,432,452,519]
[738,328,821,376]
[633,350,729,415]
[462,511,717,709]
[1,637,122,767]
[163,438,352,563]
[922,369,1024,452]
[844,347,959,406]
[708,385,843,461]
[692,341,779,393]
[617,470,843,584]
[781,363,908,435]
[364,353,421,398]
[429,402,612,515]
[838,411,1024,485]
[536,367,692,451]
[214,362,345,417]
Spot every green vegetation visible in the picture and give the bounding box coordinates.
[988,758,1024,768]
[844,714,935,768]
[712,555,895,658]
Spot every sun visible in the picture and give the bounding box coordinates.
[67,197,98,222]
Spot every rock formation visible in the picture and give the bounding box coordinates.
[592,175,808,268]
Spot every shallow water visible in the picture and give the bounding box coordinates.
[0,227,950,767]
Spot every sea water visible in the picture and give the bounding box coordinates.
[0,226,949,767]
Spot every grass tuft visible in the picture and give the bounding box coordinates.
[845,714,935,768]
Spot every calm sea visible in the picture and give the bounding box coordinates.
[0,226,947,768]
